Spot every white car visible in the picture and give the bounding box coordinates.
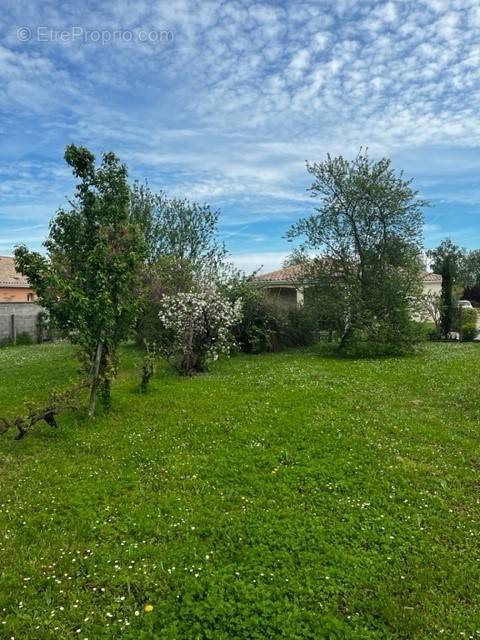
[456,300,473,309]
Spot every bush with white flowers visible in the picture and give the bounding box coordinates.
[157,291,242,375]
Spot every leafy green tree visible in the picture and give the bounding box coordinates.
[459,249,480,289]
[130,182,228,280]
[463,283,480,307]
[287,151,426,355]
[135,255,196,345]
[15,145,146,416]
[427,239,464,338]
[130,183,230,344]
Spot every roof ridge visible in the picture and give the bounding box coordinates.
[256,264,441,283]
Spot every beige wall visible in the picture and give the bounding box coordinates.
[422,281,442,297]
[264,286,298,309]
[0,287,36,303]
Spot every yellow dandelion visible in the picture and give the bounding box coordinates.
[144,604,154,613]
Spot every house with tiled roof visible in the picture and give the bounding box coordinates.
[255,264,307,307]
[255,264,442,310]
[0,256,37,302]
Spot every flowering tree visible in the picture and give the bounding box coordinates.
[158,292,241,375]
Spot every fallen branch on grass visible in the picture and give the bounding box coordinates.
[0,381,89,440]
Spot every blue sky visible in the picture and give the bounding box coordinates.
[1,0,480,273]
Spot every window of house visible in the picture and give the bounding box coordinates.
[27,293,34,302]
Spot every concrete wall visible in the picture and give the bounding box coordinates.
[0,302,44,342]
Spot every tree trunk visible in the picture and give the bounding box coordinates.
[88,342,103,417]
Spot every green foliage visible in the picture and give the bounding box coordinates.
[425,324,443,342]
[460,307,477,326]
[301,262,349,336]
[221,272,276,353]
[287,151,426,356]
[0,333,34,348]
[427,238,464,277]
[339,309,425,356]
[15,145,146,415]
[136,256,196,346]
[15,331,34,346]
[130,183,232,345]
[236,294,283,353]
[440,257,455,338]
[457,248,480,289]
[463,283,480,307]
[280,305,318,347]
[139,341,158,393]
[130,182,228,280]
[136,300,165,346]
[238,299,280,353]
[2,342,480,638]
[234,299,318,354]
[222,274,317,354]
[427,239,462,338]
[454,307,478,341]
[462,322,477,342]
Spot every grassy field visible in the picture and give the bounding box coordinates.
[1,342,480,639]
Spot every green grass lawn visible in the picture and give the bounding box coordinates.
[1,342,480,639]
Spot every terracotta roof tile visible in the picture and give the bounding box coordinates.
[255,264,305,282]
[422,272,442,283]
[256,263,441,284]
[0,256,30,288]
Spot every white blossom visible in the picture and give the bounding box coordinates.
[158,291,242,374]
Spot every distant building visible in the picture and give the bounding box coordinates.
[256,264,442,309]
[255,264,306,307]
[421,271,443,297]
[0,256,37,302]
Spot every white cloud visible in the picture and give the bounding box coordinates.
[1,0,480,257]
[231,251,290,273]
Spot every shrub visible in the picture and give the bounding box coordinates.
[462,308,477,326]
[157,291,241,375]
[233,298,318,354]
[220,275,282,354]
[222,273,320,353]
[339,317,423,357]
[426,325,443,342]
[453,307,478,341]
[281,306,318,347]
[0,337,13,348]
[236,295,283,353]
[462,322,477,342]
[453,307,476,330]
[15,332,34,346]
